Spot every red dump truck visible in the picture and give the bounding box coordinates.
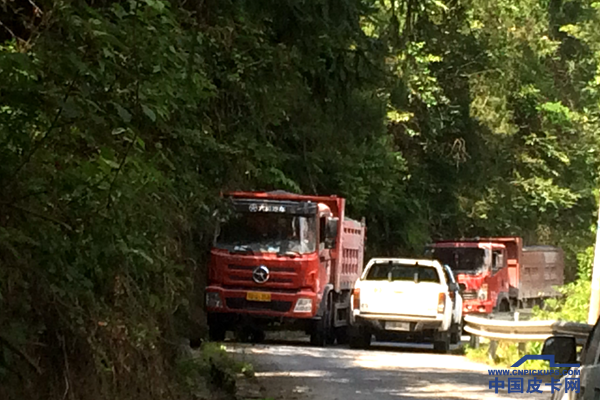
[205,191,366,346]
[425,237,564,317]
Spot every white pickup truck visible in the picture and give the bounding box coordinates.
[349,258,462,353]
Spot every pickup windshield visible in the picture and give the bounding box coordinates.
[215,212,317,254]
[426,247,486,274]
[366,263,440,283]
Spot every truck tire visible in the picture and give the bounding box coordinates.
[235,326,265,343]
[311,294,335,347]
[208,322,226,342]
[310,301,332,347]
[433,332,450,354]
[335,326,349,345]
[348,326,371,349]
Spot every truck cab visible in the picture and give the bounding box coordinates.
[205,191,365,346]
[425,240,514,316]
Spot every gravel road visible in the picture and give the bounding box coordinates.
[228,339,554,400]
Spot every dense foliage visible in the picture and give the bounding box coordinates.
[1,0,599,398]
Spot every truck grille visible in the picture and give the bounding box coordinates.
[226,298,293,313]
[228,265,295,273]
[462,290,477,300]
[229,275,293,284]
[226,264,295,285]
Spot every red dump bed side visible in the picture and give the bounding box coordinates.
[336,217,366,291]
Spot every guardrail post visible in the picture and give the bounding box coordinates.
[469,333,479,348]
[514,311,526,354]
[488,340,498,360]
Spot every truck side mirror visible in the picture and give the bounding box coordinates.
[325,217,339,249]
[542,336,577,364]
[448,282,459,292]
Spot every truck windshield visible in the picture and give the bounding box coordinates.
[366,263,440,283]
[426,247,486,274]
[215,212,317,254]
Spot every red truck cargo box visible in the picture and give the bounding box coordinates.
[520,246,564,299]
[336,217,365,291]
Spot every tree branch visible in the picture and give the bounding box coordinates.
[5,79,76,188]
[0,332,42,375]
[3,203,73,231]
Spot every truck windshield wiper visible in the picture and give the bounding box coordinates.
[278,250,301,257]
[230,245,255,254]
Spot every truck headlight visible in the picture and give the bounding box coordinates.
[206,292,223,308]
[293,298,313,313]
[478,285,488,301]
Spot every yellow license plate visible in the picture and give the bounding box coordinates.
[246,291,271,302]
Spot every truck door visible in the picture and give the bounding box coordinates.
[491,248,511,311]
[319,215,332,289]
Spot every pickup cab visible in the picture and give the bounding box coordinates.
[349,258,461,353]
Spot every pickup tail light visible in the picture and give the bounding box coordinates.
[353,288,360,309]
[438,293,446,313]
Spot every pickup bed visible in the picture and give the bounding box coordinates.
[349,258,461,353]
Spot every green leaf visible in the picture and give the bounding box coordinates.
[142,105,156,122]
[114,103,132,123]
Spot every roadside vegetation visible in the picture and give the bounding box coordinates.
[2,0,600,398]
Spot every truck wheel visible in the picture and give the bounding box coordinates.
[335,326,349,345]
[208,323,226,342]
[250,329,266,344]
[499,299,511,312]
[310,317,327,346]
[311,296,333,347]
[310,312,329,347]
[349,326,371,349]
[433,332,450,354]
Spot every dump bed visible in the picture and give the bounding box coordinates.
[520,246,564,299]
[335,217,366,291]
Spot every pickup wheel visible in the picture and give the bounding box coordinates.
[433,332,450,354]
[348,326,371,349]
[450,322,462,344]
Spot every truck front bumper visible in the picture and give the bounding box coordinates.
[205,285,319,319]
[462,299,494,314]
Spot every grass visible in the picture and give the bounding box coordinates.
[464,340,565,370]
[177,342,257,399]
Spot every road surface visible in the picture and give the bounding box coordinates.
[228,339,553,400]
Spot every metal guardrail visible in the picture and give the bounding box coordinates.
[464,315,593,346]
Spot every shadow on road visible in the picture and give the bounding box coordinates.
[225,337,466,356]
[226,342,549,400]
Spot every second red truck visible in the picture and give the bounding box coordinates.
[426,237,564,317]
